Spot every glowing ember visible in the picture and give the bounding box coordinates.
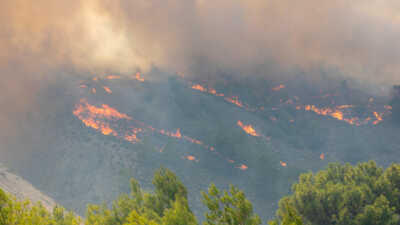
[191,83,225,97]
[73,99,248,170]
[280,161,287,167]
[303,105,361,125]
[124,128,143,143]
[103,86,112,94]
[237,164,248,170]
[74,99,132,121]
[192,84,207,92]
[134,72,144,82]
[272,84,285,91]
[373,112,383,125]
[320,153,325,160]
[106,75,121,80]
[237,120,259,137]
[185,155,198,162]
[171,129,182,138]
[225,96,243,107]
[73,109,118,137]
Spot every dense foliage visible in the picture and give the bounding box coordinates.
[6,162,400,225]
[271,161,400,225]
[0,188,81,225]
[0,167,261,225]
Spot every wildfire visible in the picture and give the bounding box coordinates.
[373,112,383,125]
[124,128,143,143]
[73,105,119,137]
[237,120,259,137]
[103,86,112,94]
[185,155,199,162]
[134,72,145,82]
[73,98,250,171]
[191,84,224,96]
[106,75,121,80]
[303,105,362,125]
[225,96,244,108]
[272,84,285,91]
[237,164,248,170]
[192,84,207,92]
[75,99,132,121]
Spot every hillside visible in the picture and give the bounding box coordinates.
[1,74,399,222]
[0,164,57,211]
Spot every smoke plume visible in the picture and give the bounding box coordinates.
[1,0,400,150]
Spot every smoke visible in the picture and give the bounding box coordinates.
[2,0,400,81]
[1,0,400,152]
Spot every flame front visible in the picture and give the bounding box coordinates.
[272,84,285,91]
[73,100,119,137]
[103,86,112,94]
[237,164,248,170]
[106,75,121,80]
[73,98,250,171]
[134,72,145,82]
[237,120,259,137]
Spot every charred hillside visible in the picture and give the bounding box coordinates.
[2,72,400,221]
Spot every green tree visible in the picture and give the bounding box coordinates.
[269,202,303,225]
[271,161,400,225]
[202,183,261,225]
[85,167,194,225]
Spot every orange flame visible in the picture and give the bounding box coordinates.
[373,112,383,125]
[225,96,243,107]
[106,75,121,80]
[185,155,198,162]
[272,84,285,91]
[237,164,248,170]
[237,120,259,137]
[74,99,132,121]
[304,105,362,125]
[73,106,118,137]
[192,84,207,92]
[134,72,145,82]
[103,86,112,94]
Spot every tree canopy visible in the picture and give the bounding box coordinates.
[5,162,400,225]
[271,161,400,225]
[0,167,259,225]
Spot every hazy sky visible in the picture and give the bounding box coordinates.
[1,0,400,132]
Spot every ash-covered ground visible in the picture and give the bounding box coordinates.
[2,71,400,222]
